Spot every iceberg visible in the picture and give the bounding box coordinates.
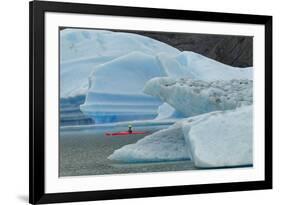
[80,52,167,123]
[144,77,252,117]
[155,103,185,120]
[80,92,162,124]
[157,51,253,81]
[108,122,191,162]
[60,95,94,126]
[109,106,253,168]
[60,29,179,98]
[60,29,179,123]
[183,106,253,168]
[60,28,253,124]
[80,51,253,123]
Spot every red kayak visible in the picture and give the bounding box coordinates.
[105,131,146,136]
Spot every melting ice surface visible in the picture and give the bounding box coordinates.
[60,28,253,168]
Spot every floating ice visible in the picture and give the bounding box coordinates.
[109,106,253,168]
[155,103,185,120]
[60,29,179,97]
[80,92,162,124]
[157,51,253,81]
[183,106,253,168]
[60,29,253,124]
[108,122,191,162]
[80,52,166,123]
[144,77,253,117]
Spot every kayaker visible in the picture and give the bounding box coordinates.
[128,124,132,133]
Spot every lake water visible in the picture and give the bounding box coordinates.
[59,132,196,177]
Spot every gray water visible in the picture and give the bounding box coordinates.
[59,132,196,177]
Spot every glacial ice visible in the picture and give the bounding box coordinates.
[109,106,253,167]
[183,106,253,167]
[60,29,179,97]
[61,29,179,123]
[155,103,185,120]
[108,122,191,162]
[60,95,94,126]
[157,51,253,81]
[61,29,254,168]
[60,29,179,62]
[144,77,253,117]
[107,112,213,163]
[80,92,163,124]
[61,28,253,124]
[80,52,167,123]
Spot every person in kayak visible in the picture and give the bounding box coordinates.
[128,124,133,134]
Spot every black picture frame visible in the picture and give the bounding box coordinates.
[29,0,272,204]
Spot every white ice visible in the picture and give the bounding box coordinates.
[61,29,253,124]
[109,106,253,167]
[183,106,253,167]
[80,51,170,123]
[60,29,179,98]
[61,29,254,168]
[108,122,191,162]
[144,77,252,117]
[157,51,253,81]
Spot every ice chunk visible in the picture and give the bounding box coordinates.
[183,106,253,168]
[80,92,162,124]
[80,52,166,123]
[158,51,253,81]
[107,111,218,163]
[60,29,179,97]
[61,29,253,124]
[87,52,166,94]
[61,29,179,62]
[109,106,252,167]
[144,77,252,117]
[155,103,185,120]
[108,122,191,162]
[154,51,252,119]
[60,95,94,126]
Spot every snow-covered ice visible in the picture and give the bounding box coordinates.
[144,77,253,117]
